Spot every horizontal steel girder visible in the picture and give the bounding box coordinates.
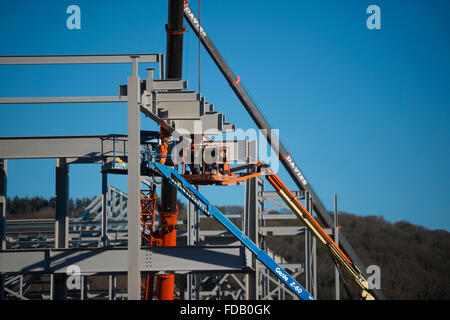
[0,135,123,160]
[0,54,159,65]
[0,246,252,274]
[0,136,255,162]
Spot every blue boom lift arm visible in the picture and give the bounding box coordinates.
[148,161,314,300]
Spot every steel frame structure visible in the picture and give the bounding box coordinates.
[0,168,341,300]
[0,52,342,300]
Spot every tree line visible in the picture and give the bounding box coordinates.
[6,196,94,216]
[4,196,449,299]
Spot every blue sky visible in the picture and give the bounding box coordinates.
[0,1,449,231]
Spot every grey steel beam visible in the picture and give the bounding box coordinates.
[0,96,127,104]
[141,68,175,133]
[198,214,241,220]
[0,136,254,162]
[259,226,306,236]
[0,135,125,160]
[126,57,141,300]
[0,246,248,274]
[6,219,126,232]
[257,263,304,273]
[258,191,304,201]
[258,226,333,236]
[0,54,159,65]
[153,79,187,91]
[258,213,299,220]
[156,91,198,102]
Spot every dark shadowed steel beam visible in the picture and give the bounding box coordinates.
[166,0,185,79]
[163,0,185,211]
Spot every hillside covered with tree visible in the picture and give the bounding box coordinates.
[201,206,450,299]
[6,196,94,219]
[264,212,450,300]
[5,197,449,299]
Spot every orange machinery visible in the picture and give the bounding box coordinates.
[178,142,375,300]
[140,127,179,300]
[180,143,267,185]
[141,140,374,299]
[140,184,179,300]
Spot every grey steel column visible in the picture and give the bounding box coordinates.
[187,200,197,246]
[80,275,85,300]
[0,195,5,252]
[127,57,142,300]
[109,275,116,300]
[187,190,200,300]
[257,178,265,249]
[194,201,200,300]
[80,276,89,300]
[257,180,268,299]
[334,194,340,300]
[0,159,6,299]
[312,230,317,297]
[308,192,317,298]
[244,165,258,300]
[187,200,195,299]
[256,178,264,299]
[53,158,69,300]
[101,173,108,247]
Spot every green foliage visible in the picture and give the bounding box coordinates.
[265,212,450,300]
[6,195,95,218]
[5,196,449,299]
